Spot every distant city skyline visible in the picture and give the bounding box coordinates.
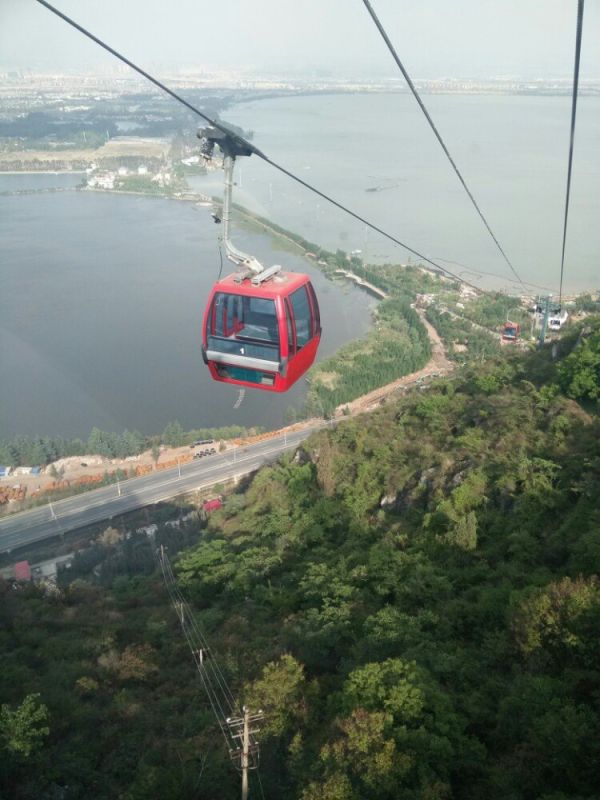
[2,0,599,80]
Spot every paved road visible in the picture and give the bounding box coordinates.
[0,424,327,554]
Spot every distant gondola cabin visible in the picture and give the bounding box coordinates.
[502,321,520,342]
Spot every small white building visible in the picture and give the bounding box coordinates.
[137,165,148,176]
[87,172,115,189]
[118,166,129,176]
[14,466,33,476]
[152,171,172,187]
[459,284,479,300]
[135,523,158,538]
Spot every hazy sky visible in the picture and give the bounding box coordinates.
[1,0,599,79]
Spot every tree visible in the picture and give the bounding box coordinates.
[320,709,410,797]
[513,576,600,663]
[98,526,122,547]
[244,654,307,738]
[151,443,161,468]
[162,420,185,448]
[557,324,600,401]
[342,659,424,724]
[0,694,49,759]
[88,427,119,458]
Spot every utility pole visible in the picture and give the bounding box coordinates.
[227,706,264,800]
[242,706,250,800]
[539,294,552,347]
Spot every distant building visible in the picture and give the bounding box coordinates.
[30,554,74,583]
[137,165,148,175]
[87,171,115,189]
[14,466,33,476]
[135,524,158,538]
[152,171,172,187]
[14,561,31,582]
[459,284,479,300]
[0,466,11,478]
[118,166,129,176]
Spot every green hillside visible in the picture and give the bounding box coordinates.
[2,318,600,799]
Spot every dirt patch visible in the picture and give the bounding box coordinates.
[0,138,170,169]
[337,308,454,415]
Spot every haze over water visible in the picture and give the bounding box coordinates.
[221,92,599,293]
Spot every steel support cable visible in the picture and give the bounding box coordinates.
[432,257,554,293]
[34,0,480,293]
[559,0,585,308]
[360,0,526,292]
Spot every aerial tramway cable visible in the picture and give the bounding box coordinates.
[34,0,481,292]
[558,0,585,309]
[359,0,526,292]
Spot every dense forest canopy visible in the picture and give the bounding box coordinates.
[2,317,600,799]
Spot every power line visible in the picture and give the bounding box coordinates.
[431,257,554,293]
[158,552,232,746]
[157,545,264,800]
[160,552,237,712]
[360,0,526,292]
[558,0,585,308]
[34,0,481,292]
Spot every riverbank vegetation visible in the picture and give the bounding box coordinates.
[0,424,260,469]
[425,307,502,363]
[2,319,600,798]
[305,297,431,416]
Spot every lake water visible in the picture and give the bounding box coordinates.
[2,91,598,440]
[219,93,599,294]
[0,172,83,191]
[0,178,375,439]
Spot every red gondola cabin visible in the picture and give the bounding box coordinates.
[501,321,520,343]
[202,271,321,392]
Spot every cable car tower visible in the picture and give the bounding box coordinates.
[198,126,321,392]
